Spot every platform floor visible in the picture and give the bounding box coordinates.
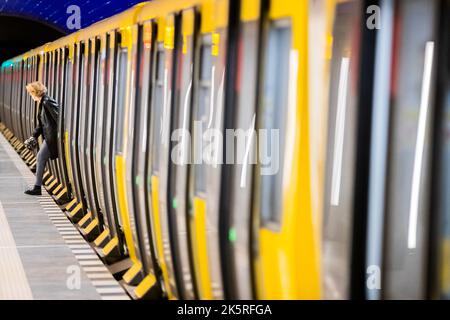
[0,133,129,300]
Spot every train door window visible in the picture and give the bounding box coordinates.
[435,62,450,299]
[192,39,213,195]
[135,23,152,168]
[20,60,26,140]
[56,50,60,103]
[383,0,438,299]
[52,50,57,97]
[92,39,101,159]
[66,48,74,135]
[47,52,51,96]
[432,0,450,299]
[49,52,54,96]
[54,50,58,97]
[322,0,362,300]
[257,20,292,227]
[150,44,165,174]
[114,39,129,154]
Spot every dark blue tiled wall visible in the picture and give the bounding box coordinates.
[0,0,144,33]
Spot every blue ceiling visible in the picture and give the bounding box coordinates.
[0,0,144,33]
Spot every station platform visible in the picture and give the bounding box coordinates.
[0,133,129,300]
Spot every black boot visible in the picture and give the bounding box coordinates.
[25,185,42,196]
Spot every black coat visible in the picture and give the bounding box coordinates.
[32,95,60,160]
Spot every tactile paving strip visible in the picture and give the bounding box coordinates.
[0,132,129,300]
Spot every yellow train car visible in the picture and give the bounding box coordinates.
[1,0,448,301]
[0,0,326,300]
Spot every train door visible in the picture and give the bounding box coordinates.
[166,8,199,300]
[248,0,321,299]
[16,62,22,140]
[11,63,18,140]
[430,0,450,299]
[186,0,230,300]
[64,45,77,201]
[9,64,14,136]
[24,59,29,139]
[23,59,31,142]
[19,60,25,141]
[28,58,34,140]
[10,64,15,137]
[78,41,91,213]
[10,63,16,139]
[68,43,88,215]
[382,0,439,299]
[55,47,71,201]
[111,27,139,262]
[121,23,150,286]
[220,0,260,299]
[48,50,61,187]
[148,16,180,299]
[7,66,12,133]
[25,58,32,140]
[101,31,126,259]
[6,65,11,133]
[7,65,13,133]
[82,37,103,238]
[3,66,9,130]
[17,61,23,141]
[53,49,66,195]
[3,65,7,127]
[93,34,111,235]
[52,49,65,195]
[4,66,9,130]
[19,60,26,142]
[119,20,162,299]
[322,0,367,299]
[33,54,41,159]
[12,63,16,136]
[54,51,64,190]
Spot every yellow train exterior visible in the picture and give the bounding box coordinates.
[1,0,449,300]
[0,0,322,300]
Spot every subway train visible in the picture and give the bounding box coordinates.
[0,0,449,300]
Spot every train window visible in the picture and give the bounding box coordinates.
[321,0,362,300]
[91,39,101,161]
[436,81,450,299]
[135,23,152,163]
[258,20,292,226]
[114,46,128,154]
[53,50,57,97]
[150,45,165,174]
[383,0,438,299]
[193,41,213,195]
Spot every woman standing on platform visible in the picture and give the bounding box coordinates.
[23,81,60,196]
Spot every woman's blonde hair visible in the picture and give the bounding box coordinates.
[26,81,47,98]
